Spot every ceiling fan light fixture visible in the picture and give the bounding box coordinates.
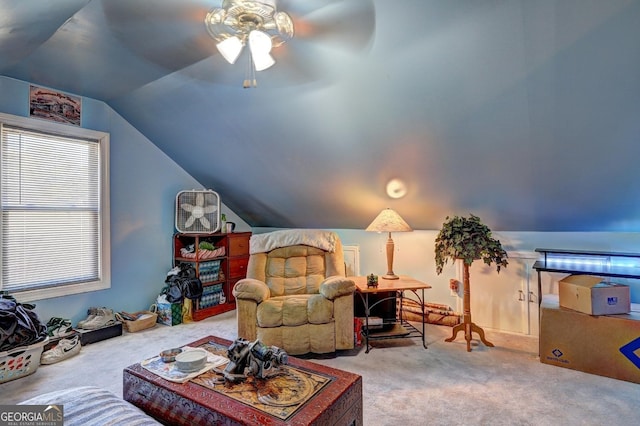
[205,0,294,85]
[252,52,275,71]
[249,30,274,71]
[248,30,271,54]
[217,36,243,64]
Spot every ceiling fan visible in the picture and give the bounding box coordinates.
[102,0,376,88]
[204,0,294,87]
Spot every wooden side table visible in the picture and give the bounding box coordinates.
[350,275,431,353]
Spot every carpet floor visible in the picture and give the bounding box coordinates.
[2,311,639,425]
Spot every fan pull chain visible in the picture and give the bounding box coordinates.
[243,53,257,88]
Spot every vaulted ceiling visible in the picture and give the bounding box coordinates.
[2,0,640,231]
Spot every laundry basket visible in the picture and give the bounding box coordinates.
[0,337,49,384]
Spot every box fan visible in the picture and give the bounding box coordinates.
[175,190,220,233]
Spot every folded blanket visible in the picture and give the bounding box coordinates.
[250,229,338,254]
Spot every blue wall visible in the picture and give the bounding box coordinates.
[0,76,246,325]
[2,75,638,333]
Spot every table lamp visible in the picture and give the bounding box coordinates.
[366,208,413,280]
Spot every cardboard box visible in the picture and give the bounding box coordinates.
[540,296,640,384]
[559,274,630,315]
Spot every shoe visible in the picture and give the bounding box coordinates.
[46,317,73,337]
[41,336,81,365]
[80,308,117,330]
[77,307,98,328]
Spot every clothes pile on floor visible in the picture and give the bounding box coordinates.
[0,293,47,352]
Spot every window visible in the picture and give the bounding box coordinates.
[0,112,110,302]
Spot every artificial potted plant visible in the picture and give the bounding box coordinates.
[435,214,508,352]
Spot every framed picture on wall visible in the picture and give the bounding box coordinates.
[29,85,81,126]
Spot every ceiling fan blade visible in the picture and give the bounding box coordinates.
[101,0,374,88]
[268,40,335,86]
[281,0,376,52]
[102,0,218,72]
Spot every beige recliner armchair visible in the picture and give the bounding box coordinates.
[232,230,356,355]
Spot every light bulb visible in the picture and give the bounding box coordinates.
[216,36,243,64]
[249,30,275,71]
[252,53,275,71]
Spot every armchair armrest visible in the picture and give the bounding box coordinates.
[233,278,270,303]
[319,276,356,300]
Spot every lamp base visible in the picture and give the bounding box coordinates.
[382,273,399,280]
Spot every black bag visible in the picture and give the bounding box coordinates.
[162,264,203,302]
[180,277,203,300]
[161,279,184,303]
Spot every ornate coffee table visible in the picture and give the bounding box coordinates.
[123,335,363,425]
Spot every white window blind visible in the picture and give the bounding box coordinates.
[1,122,107,297]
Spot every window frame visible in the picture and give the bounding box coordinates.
[0,112,110,302]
